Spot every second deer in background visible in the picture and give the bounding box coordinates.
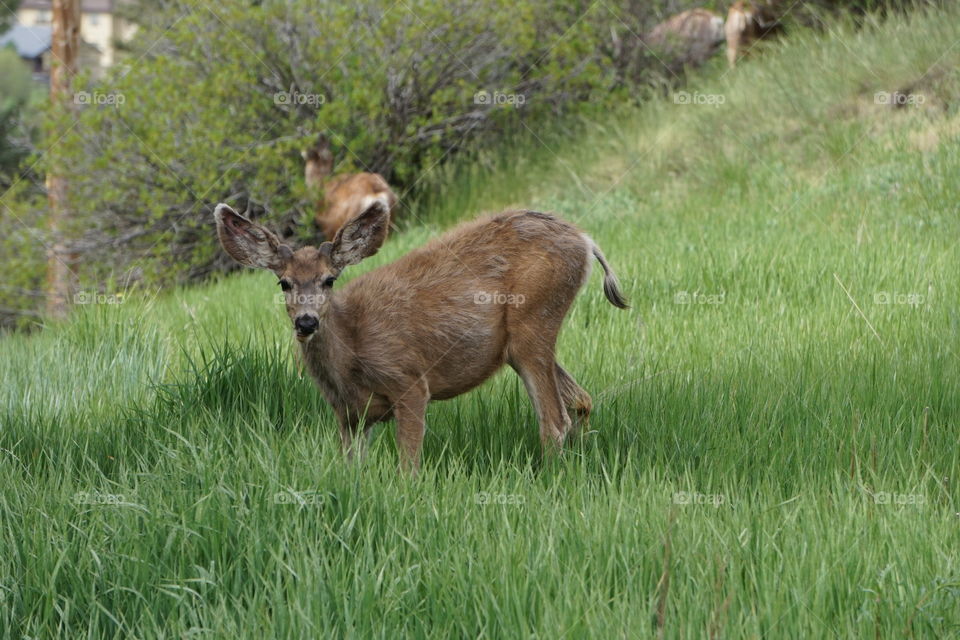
[725,1,784,68]
[302,134,398,241]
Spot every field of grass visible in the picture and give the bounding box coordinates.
[2,6,960,638]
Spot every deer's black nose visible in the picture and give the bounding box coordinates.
[294,314,319,335]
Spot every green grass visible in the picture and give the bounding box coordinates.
[3,6,960,638]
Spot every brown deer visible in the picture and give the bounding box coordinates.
[645,8,725,70]
[214,200,628,472]
[302,134,398,241]
[725,1,783,68]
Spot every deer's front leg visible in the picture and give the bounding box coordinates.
[338,420,361,462]
[391,379,429,473]
[338,412,372,462]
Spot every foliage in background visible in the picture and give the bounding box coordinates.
[0,48,34,189]
[0,0,19,34]
[0,0,716,330]
[0,0,944,328]
[0,0,35,188]
[0,33,43,326]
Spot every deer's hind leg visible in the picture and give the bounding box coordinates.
[555,363,591,435]
[507,328,570,453]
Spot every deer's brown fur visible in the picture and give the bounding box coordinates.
[725,1,783,68]
[645,8,725,69]
[215,201,627,472]
[302,135,398,241]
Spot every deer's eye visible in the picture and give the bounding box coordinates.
[279,279,292,292]
[322,276,337,288]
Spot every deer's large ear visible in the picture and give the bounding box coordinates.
[329,197,390,269]
[214,204,292,274]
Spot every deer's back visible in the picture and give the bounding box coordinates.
[318,172,397,239]
[348,210,588,297]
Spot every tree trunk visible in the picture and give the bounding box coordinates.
[45,0,81,320]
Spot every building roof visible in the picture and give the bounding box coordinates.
[20,0,114,13]
[0,24,52,59]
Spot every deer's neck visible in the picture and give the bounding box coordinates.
[305,158,333,191]
[299,300,351,407]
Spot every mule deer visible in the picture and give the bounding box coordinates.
[302,134,398,240]
[215,200,627,471]
[725,1,783,68]
[645,8,725,71]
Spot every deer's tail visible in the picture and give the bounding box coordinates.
[586,238,629,309]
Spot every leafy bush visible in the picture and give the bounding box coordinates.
[0,0,19,34]
[1,0,686,300]
[0,44,44,329]
[0,0,939,327]
[0,47,34,189]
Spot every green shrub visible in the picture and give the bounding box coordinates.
[14,1,686,296]
[0,46,34,189]
[0,0,938,326]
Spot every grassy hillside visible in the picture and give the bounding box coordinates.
[2,6,959,638]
